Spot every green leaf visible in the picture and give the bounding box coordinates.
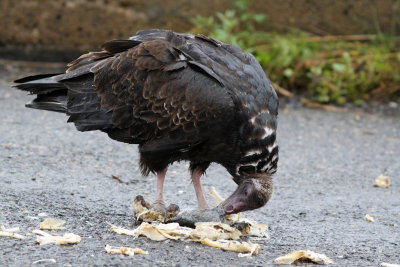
[283,68,294,78]
[254,14,267,23]
[234,0,249,11]
[353,99,364,105]
[332,63,346,73]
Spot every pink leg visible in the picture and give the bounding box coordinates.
[192,169,209,210]
[152,168,180,219]
[155,168,168,205]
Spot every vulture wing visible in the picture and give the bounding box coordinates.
[69,30,235,156]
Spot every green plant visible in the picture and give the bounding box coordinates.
[191,1,400,104]
[256,35,400,104]
[190,0,267,49]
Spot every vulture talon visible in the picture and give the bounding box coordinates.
[150,200,167,219]
[132,195,179,222]
[166,203,180,219]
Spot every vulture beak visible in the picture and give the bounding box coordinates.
[221,174,273,215]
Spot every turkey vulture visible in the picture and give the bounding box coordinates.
[14,29,278,217]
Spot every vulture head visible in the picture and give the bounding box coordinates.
[222,173,273,214]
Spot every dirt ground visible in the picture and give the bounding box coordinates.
[0,69,399,266]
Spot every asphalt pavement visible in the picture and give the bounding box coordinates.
[0,67,399,266]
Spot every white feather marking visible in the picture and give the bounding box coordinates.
[179,54,186,61]
[268,143,277,153]
[260,146,278,172]
[237,163,258,168]
[271,154,278,162]
[244,148,262,157]
[261,163,272,172]
[261,127,274,139]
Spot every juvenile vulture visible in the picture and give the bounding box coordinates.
[14,29,278,217]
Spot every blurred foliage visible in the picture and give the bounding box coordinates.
[190,0,268,48]
[190,0,400,104]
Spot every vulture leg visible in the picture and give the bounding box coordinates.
[192,169,209,210]
[132,167,179,223]
[153,167,168,215]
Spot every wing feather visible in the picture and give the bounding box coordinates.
[90,33,234,147]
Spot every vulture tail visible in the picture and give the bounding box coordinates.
[14,72,115,132]
[14,73,68,113]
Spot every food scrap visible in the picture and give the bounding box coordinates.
[208,186,224,204]
[126,188,269,257]
[109,222,191,241]
[275,250,333,265]
[232,220,269,238]
[200,239,259,256]
[374,175,391,188]
[0,226,26,240]
[39,218,66,230]
[33,229,81,245]
[107,223,138,236]
[380,263,400,267]
[105,245,148,256]
[365,214,375,222]
[190,222,242,241]
[109,221,263,256]
[135,222,192,241]
[108,222,192,241]
[109,221,254,241]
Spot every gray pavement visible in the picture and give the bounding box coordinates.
[0,70,399,266]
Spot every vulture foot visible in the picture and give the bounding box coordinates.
[132,195,180,223]
[151,200,167,218]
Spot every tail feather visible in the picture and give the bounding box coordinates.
[25,90,68,113]
[14,71,115,132]
[14,73,63,83]
[14,74,66,95]
[14,74,68,113]
[67,112,114,131]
